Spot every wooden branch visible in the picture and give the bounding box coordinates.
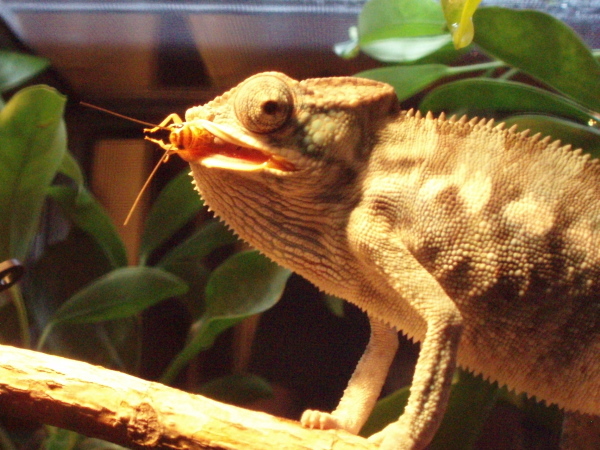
[0,344,374,449]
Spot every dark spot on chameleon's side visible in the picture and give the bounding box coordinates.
[543,294,600,367]
[434,185,463,215]
[527,268,556,298]
[412,243,442,268]
[438,257,475,297]
[545,211,576,283]
[481,273,529,313]
[486,181,524,216]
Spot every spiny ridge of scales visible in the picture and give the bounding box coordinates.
[411,110,588,163]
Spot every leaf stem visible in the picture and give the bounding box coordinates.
[446,60,505,76]
[9,285,30,348]
[36,322,53,351]
[498,68,520,80]
[160,318,209,385]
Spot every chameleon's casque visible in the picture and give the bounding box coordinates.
[165,72,600,449]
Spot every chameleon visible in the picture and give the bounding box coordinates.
[149,72,600,449]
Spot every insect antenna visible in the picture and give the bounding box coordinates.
[80,102,171,131]
[81,101,175,225]
[123,149,172,226]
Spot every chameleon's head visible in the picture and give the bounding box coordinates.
[175,72,398,273]
[181,72,398,180]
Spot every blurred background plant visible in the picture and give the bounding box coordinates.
[0,51,291,449]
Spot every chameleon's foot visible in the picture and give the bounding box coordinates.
[368,423,418,450]
[300,409,348,431]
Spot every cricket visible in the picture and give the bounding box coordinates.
[80,102,210,224]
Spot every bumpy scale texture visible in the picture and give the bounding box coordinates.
[174,72,599,449]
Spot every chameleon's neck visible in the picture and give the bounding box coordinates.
[188,163,364,295]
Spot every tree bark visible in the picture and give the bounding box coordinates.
[0,344,374,449]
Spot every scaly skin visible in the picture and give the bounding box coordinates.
[167,72,600,449]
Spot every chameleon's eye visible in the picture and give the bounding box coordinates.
[234,75,293,134]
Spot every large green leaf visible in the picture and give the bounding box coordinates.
[57,150,85,189]
[358,64,453,102]
[0,85,66,261]
[47,185,128,268]
[502,115,600,158]
[473,7,600,112]
[27,230,138,368]
[158,219,237,270]
[0,51,50,93]
[158,220,237,319]
[357,0,452,63]
[139,168,203,264]
[50,266,188,325]
[360,385,410,437]
[429,371,498,449]
[420,79,598,124]
[160,251,291,384]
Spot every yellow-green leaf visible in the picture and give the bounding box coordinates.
[441,0,482,48]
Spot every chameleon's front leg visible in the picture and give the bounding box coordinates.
[351,201,462,449]
[301,316,398,434]
[369,306,461,449]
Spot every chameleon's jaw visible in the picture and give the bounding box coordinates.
[190,120,296,172]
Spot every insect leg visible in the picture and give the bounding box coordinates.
[144,136,173,151]
[144,113,184,133]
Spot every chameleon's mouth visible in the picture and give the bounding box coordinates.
[184,120,296,172]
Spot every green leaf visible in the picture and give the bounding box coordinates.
[501,115,600,158]
[43,427,80,450]
[357,64,453,102]
[57,150,85,188]
[158,220,237,319]
[198,374,273,406]
[0,51,50,93]
[429,371,498,449]
[26,229,115,355]
[441,0,482,49]
[473,7,600,112]
[139,168,203,264]
[158,219,237,270]
[160,251,291,384]
[50,266,188,325]
[322,294,346,318]
[360,385,410,437]
[48,185,128,268]
[419,79,598,125]
[361,35,453,64]
[203,251,290,319]
[0,85,66,261]
[358,0,452,63]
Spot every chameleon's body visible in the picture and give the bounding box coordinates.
[163,72,600,448]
